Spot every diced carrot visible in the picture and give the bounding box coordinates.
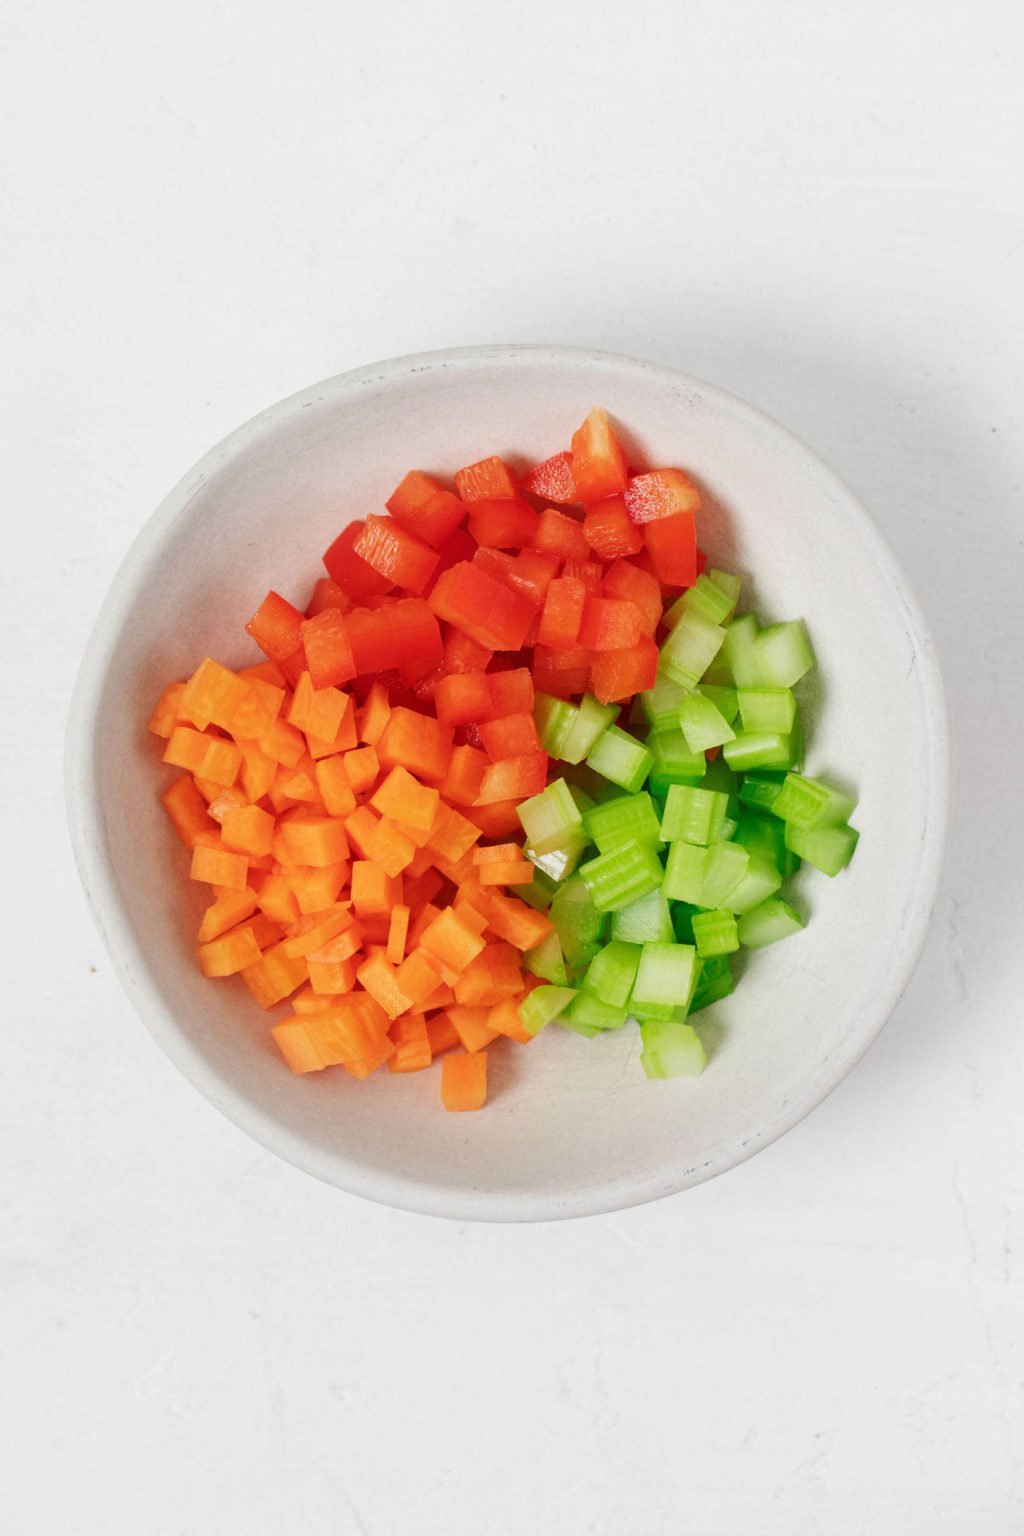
[290,860,349,914]
[282,906,353,959]
[276,765,324,807]
[359,681,392,745]
[197,887,259,943]
[478,891,554,950]
[425,1013,461,1055]
[487,996,535,1044]
[179,658,250,733]
[439,744,488,806]
[394,947,445,1008]
[247,913,286,950]
[239,659,288,687]
[271,1021,328,1074]
[351,861,404,917]
[440,1050,488,1111]
[452,943,523,1006]
[377,706,453,782]
[259,716,306,769]
[272,815,349,868]
[343,745,380,795]
[343,1035,397,1078]
[256,873,301,925]
[386,904,411,966]
[369,765,440,832]
[305,694,358,759]
[306,953,356,995]
[221,803,275,857]
[426,803,481,863]
[314,756,357,817]
[364,816,416,878]
[403,866,445,911]
[241,941,309,1008]
[190,843,249,891]
[472,842,520,865]
[387,1013,432,1073]
[286,670,348,743]
[418,907,486,981]
[291,985,344,1014]
[161,775,216,848]
[235,738,278,801]
[164,726,242,788]
[451,896,490,936]
[356,952,413,1018]
[478,859,534,886]
[148,681,186,737]
[224,676,286,739]
[445,1005,499,1053]
[408,901,443,947]
[197,925,263,977]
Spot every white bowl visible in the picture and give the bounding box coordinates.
[66,345,949,1221]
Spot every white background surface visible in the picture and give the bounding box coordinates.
[3,2,1023,1531]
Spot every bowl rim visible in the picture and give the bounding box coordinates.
[65,343,951,1222]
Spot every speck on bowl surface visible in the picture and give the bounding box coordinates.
[66,345,949,1222]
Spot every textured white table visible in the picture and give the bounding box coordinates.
[4,3,1023,1532]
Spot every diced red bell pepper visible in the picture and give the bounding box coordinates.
[560,558,603,592]
[386,471,467,549]
[583,495,644,559]
[344,598,443,677]
[377,706,453,782]
[434,671,493,726]
[353,516,439,595]
[531,645,592,699]
[246,591,305,668]
[570,408,629,502]
[519,450,578,505]
[475,750,549,805]
[455,455,518,502]
[484,668,534,717]
[531,507,590,562]
[589,636,659,704]
[642,511,698,588]
[576,595,645,652]
[305,578,351,618]
[467,496,541,549]
[506,548,559,606]
[601,558,663,635]
[299,609,357,689]
[537,577,586,649]
[471,546,517,586]
[428,562,536,651]
[322,521,396,598]
[624,468,701,524]
[443,629,493,674]
[478,713,542,761]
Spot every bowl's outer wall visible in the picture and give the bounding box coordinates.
[67,347,948,1220]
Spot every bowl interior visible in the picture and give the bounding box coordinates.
[69,348,947,1219]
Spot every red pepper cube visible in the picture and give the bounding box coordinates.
[537,576,586,649]
[583,495,644,560]
[507,548,559,605]
[483,668,534,718]
[345,598,442,678]
[305,578,351,618]
[570,407,629,502]
[519,450,578,505]
[624,468,702,525]
[560,558,603,593]
[386,472,467,549]
[322,521,396,598]
[589,636,660,704]
[642,511,698,588]
[576,595,645,652]
[531,506,590,562]
[467,496,541,549]
[601,558,663,634]
[353,515,439,595]
[428,562,536,652]
[475,750,549,805]
[530,645,592,699]
[454,455,518,502]
[443,630,493,674]
[299,609,357,689]
[245,591,305,668]
[478,712,542,761]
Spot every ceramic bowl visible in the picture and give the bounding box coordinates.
[66,345,949,1220]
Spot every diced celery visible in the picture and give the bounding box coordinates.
[633,941,699,1011]
[731,811,799,877]
[720,614,760,687]
[533,692,579,757]
[690,955,734,1013]
[517,777,583,854]
[560,693,619,765]
[585,725,653,794]
[722,731,796,772]
[579,839,664,912]
[563,991,629,1030]
[640,671,688,730]
[556,1015,602,1038]
[769,772,857,830]
[784,821,859,876]
[526,834,589,883]
[659,784,729,846]
[702,754,740,815]
[647,728,706,795]
[567,782,596,816]
[659,605,727,689]
[515,863,560,911]
[611,889,675,943]
[523,929,569,985]
[582,939,642,1007]
[699,684,739,724]
[720,851,782,914]
[691,909,740,957]
[736,688,797,734]
[517,985,578,1035]
[721,816,738,839]
[670,901,698,943]
[549,874,609,969]
[700,842,750,907]
[754,620,815,687]
[678,691,736,752]
[662,841,709,904]
[639,1019,706,1079]
[738,774,785,813]
[583,792,662,853]
[737,896,805,948]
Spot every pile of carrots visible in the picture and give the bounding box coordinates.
[149,407,703,1110]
